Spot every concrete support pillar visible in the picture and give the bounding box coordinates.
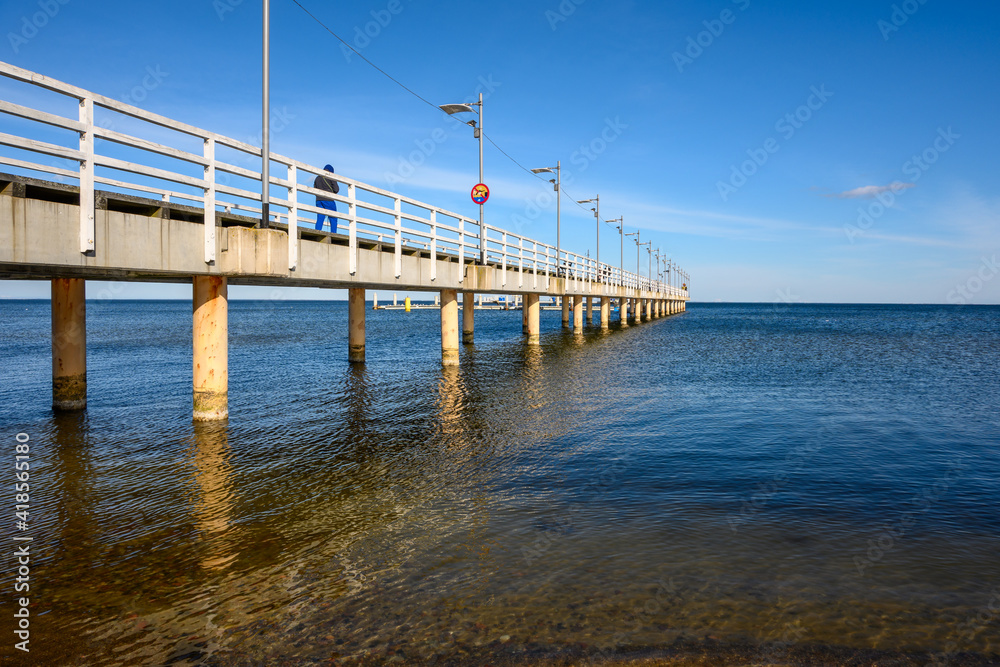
[600,296,610,329]
[645,298,652,320]
[441,289,459,366]
[51,278,87,411]
[585,296,593,325]
[561,295,570,328]
[526,293,540,345]
[193,276,228,421]
[573,294,583,333]
[348,287,366,363]
[621,298,629,327]
[634,298,642,324]
[522,296,529,333]
[462,291,475,344]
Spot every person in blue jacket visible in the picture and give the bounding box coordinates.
[314,164,340,232]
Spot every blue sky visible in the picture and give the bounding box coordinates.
[1,0,998,303]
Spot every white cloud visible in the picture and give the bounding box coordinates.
[831,182,915,199]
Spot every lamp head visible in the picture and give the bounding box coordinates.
[439,103,477,115]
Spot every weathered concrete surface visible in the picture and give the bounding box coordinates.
[348,288,365,363]
[0,185,687,305]
[462,291,475,344]
[526,293,540,345]
[51,278,86,410]
[440,290,459,366]
[193,276,228,421]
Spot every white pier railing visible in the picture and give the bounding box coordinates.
[0,61,687,297]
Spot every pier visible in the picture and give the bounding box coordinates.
[0,62,688,420]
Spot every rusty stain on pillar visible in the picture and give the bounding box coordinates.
[441,289,459,366]
[51,278,86,411]
[193,276,228,421]
[462,291,475,344]
[573,294,583,333]
[348,287,366,363]
[526,293,540,345]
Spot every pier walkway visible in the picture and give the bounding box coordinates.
[0,62,688,420]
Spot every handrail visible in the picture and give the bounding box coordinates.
[0,60,688,297]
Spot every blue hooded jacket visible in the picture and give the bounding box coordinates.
[314,165,340,202]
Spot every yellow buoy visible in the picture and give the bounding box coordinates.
[404,296,411,312]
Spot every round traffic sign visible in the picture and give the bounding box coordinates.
[471,183,490,205]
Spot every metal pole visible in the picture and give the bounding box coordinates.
[261,0,270,228]
[556,161,561,275]
[595,194,600,282]
[478,92,484,264]
[619,218,623,287]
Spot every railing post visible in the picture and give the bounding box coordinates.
[532,241,538,289]
[430,210,437,282]
[348,183,357,275]
[518,236,524,289]
[78,97,95,254]
[458,218,465,284]
[287,163,297,271]
[501,230,507,287]
[203,137,216,264]
[393,196,402,278]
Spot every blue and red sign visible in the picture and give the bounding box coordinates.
[471,183,490,205]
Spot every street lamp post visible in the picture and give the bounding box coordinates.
[531,163,561,275]
[261,0,270,228]
[624,230,639,288]
[439,94,485,263]
[605,216,623,287]
[576,195,600,282]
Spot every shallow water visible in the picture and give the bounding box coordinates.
[1,301,998,665]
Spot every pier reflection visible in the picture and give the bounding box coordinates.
[50,411,95,559]
[190,421,237,571]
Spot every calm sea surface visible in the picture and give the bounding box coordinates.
[1,301,998,666]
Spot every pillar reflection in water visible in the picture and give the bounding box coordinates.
[51,411,94,557]
[344,362,373,446]
[190,421,237,571]
[436,365,467,444]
